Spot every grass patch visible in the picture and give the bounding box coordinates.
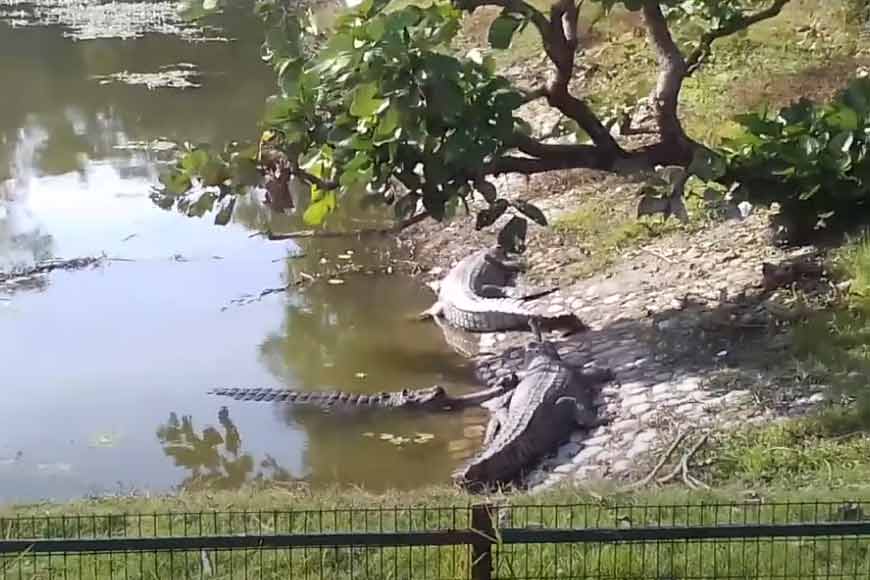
[789,235,870,415]
[706,409,870,488]
[551,201,683,277]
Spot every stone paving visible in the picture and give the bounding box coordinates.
[426,211,832,490]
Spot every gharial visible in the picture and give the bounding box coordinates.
[209,378,517,412]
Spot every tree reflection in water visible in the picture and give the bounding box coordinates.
[156,406,297,491]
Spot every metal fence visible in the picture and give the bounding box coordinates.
[2,500,870,579]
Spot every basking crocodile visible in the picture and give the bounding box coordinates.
[209,380,517,412]
[422,247,586,333]
[452,339,613,489]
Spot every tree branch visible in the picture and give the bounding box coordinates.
[685,0,792,75]
[489,137,689,176]
[542,0,620,152]
[458,0,617,152]
[641,0,687,144]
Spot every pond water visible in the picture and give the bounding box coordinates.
[0,2,486,502]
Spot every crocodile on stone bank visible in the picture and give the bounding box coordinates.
[420,246,587,333]
[453,335,613,489]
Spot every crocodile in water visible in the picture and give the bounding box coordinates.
[452,340,613,488]
[209,380,517,412]
[422,247,586,333]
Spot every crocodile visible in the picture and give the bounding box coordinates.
[209,379,517,412]
[452,339,613,489]
[421,247,586,333]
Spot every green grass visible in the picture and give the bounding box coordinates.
[788,235,870,414]
[706,409,870,488]
[550,201,684,278]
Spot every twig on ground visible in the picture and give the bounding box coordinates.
[639,247,677,264]
[659,431,710,487]
[625,429,690,490]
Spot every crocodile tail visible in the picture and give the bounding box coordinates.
[209,388,361,405]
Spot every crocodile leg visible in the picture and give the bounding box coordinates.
[483,407,508,445]
[414,301,443,321]
[478,284,510,298]
[484,252,526,274]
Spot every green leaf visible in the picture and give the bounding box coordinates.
[688,147,727,181]
[497,216,527,254]
[373,105,402,145]
[511,200,547,226]
[800,135,822,158]
[303,190,337,225]
[488,11,523,50]
[356,0,392,18]
[476,199,508,230]
[350,83,387,118]
[159,171,192,195]
[214,196,236,226]
[825,103,859,131]
[201,159,230,186]
[841,78,870,117]
[230,156,261,187]
[180,149,209,174]
[186,190,216,218]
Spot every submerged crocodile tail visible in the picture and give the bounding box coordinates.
[209,388,338,404]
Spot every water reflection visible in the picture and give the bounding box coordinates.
[157,406,297,491]
[0,124,55,272]
[0,16,272,174]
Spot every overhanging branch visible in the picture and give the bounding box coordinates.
[685,0,792,76]
[489,136,691,176]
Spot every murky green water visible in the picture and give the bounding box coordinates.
[0,3,486,502]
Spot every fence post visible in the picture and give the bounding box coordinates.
[470,503,495,580]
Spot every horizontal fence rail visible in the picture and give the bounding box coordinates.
[2,501,870,579]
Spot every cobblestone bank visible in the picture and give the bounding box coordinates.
[421,211,833,489]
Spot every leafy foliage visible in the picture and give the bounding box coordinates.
[722,78,870,241]
[151,141,260,225]
[156,0,799,244]
[158,0,544,245]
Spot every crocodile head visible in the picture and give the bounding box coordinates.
[522,340,562,367]
[395,385,450,409]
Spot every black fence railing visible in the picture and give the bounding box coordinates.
[1,501,870,579]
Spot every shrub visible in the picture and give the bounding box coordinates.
[722,77,870,242]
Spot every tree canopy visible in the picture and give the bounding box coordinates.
[154,0,793,247]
